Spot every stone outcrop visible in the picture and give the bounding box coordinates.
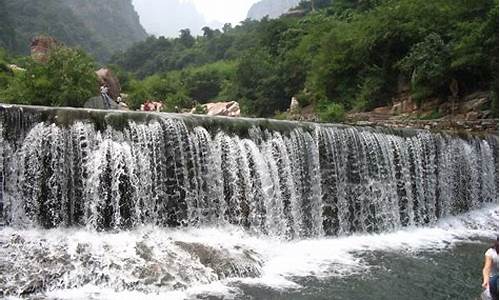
[348,119,498,134]
[190,101,240,117]
[349,90,494,122]
[30,36,58,63]
[96,68,121,100]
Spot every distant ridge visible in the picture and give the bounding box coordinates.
[247,0,301,20]
[0,0,147,61]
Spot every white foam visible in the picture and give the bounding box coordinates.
[0,205,497,299]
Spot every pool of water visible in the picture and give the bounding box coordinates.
[233,240,489,300]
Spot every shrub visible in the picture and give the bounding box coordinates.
[318,102,345,123]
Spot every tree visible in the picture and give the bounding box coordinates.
[399,33,450,101]
[179,29,195,48]
[202,26,215,39]
[2,46,98,107]
[0,48,14,91]
[222,23,232,33]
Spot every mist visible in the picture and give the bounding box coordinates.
[132,0,258,37]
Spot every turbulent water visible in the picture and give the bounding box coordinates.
[0,105,498,299]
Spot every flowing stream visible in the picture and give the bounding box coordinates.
[0,105,497,299]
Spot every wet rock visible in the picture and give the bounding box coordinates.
[19,277,45,295]
[10,234,25,244]
[175,241,262,279]
[160,273,175,285]
[173,281,187,289]
[135,241,154,261]
[76,243,90,254]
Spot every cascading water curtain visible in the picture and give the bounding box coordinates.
[0,115,497,238]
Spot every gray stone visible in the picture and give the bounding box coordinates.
[135,241,154,261]
[175,241,262,279]
[84,96,121,110]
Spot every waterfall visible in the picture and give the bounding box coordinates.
[0,105,497,237]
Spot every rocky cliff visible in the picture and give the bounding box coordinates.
[0,0,147,61]
[247,0,301,20]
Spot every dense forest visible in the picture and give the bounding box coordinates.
[110,0,499,119]
[0,0,146,61]
[0,0,498,121]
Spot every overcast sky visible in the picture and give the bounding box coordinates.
[132,0,260,37]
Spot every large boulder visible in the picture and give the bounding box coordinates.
[84,96,121,110]
[190,101,240,117]
[96,68,121,100]
[30,36,59,63]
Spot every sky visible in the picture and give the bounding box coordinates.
[132,0,260,37]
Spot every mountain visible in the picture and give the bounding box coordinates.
[247,0,301,20]
[0,0,147,61]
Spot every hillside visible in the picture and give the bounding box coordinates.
[247,0,301,20]
[111,0,498,120]
[0,0,147,61]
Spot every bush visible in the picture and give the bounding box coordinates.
[318,102,345,123]
[398,33,450,103]
[418,109,443,120]
[354,75,384,112]
[273,111,289,120]
[192,103,207,114]
[1,46,97,107]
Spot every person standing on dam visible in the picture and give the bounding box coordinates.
[100,84,113,109]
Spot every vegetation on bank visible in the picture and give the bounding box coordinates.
[0,0,498,121]
[0,46,98,107]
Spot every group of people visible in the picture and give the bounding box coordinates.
[482,236,499,300]
[140,100,163,112]
[99,84,164,112]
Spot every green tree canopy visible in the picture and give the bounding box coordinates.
[1,46,98,107]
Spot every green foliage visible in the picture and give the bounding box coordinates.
[1,46,97,107]
[0,48,14,91]
[182,61,236,102]
[124,61,236,112]
[318,102,345,123]
[273,111,289,120]
[3,0,492,118]
[193,103,208,115]
[399,33,450,101]
[417,109,443,120]
[354,72,385,112]
[112,0,498,118]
